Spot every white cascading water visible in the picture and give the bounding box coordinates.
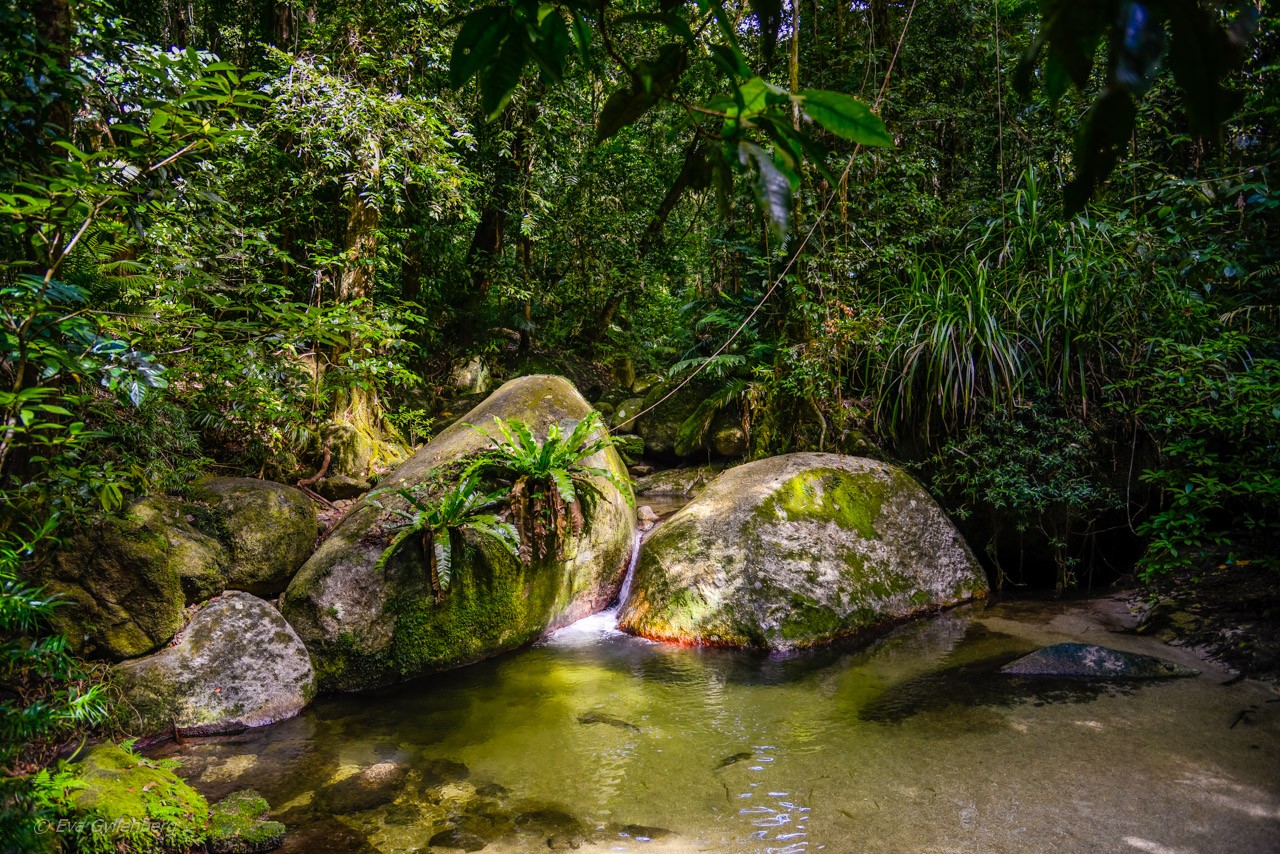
[544,530,643,644]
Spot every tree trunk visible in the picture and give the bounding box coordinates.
[34,0,72,136]
[338,189,378,303]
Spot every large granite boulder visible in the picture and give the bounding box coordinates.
[281,375,637,692]
[116,592,316,736]
[619,453,988,650]
[39,479,318,662]
[189,477,318,596]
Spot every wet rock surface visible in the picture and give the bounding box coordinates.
[1000,642,1199,679]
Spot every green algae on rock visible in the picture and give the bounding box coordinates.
[281,375,636,692]
[116,592,316,736]
[208,789,286,853]
[54,742,209,853]
[619,453,988,650]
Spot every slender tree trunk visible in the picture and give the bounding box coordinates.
[34,0,72,135]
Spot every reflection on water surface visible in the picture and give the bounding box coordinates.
[152,597,1280,853]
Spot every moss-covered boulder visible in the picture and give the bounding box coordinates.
[131,495,232,604]
[611,397,646,432]
[39,507,189,660]
[116,592,316,736]
[208,789,286,853]
[634,465,719,498]
[281,375,637,692]
[56,742,209,853]
[619,453,988,650]
[189,478,318,596]
[634,380,711,457]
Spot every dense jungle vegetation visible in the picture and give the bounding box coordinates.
[1,0,1276,844]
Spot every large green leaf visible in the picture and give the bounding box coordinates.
[737,141,794,240]
[450,8,506,89]
[799,90,893,147]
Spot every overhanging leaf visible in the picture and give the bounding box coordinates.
[799,90,893,147]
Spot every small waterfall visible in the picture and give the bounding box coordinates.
[615,530,642,611]
[545,530,644,644]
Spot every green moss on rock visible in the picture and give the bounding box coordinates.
[282,375,636,691]
[54,743,209,854]
[189,477,318,596]
[208,789,286,854]
[620,453,988,651]
[40,512,187,661]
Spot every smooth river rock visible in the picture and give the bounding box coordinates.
[281,375,636,692]
[1000,643,1200,679]
[116,592,316,736]
[619,453,988,650]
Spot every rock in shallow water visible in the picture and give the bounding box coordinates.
[1000,643,1199,679]
[428,827,488,851]
[281,375,636,692]
[620,453,988,650]
[208,789,286,854]
[115,592,316,736]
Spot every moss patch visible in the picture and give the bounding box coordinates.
[758,467,889,538]
[52,743,209,854]
[208,789,286,854]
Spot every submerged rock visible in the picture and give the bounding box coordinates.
[282,375,636,692]
[1000,643,1199,679]
[576,711,641,731]
[714,752,753,769]
[514,808,584,836]
[116,592,316,736]
[208,789,286,854]
[619,824,676,841]
[319,762,410,814]
[428,827,488,851]
[620,453,988,650]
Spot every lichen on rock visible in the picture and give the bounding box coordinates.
[619,453,989,650]
[116,592,316,737]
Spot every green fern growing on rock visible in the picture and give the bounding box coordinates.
[372,476,518,602]
[468,412,632,564]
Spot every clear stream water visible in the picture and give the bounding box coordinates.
[151,588,1280,854]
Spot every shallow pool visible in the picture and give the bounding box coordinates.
[152,595,1280,853]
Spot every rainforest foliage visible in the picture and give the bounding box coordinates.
[0,0,1276,831]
